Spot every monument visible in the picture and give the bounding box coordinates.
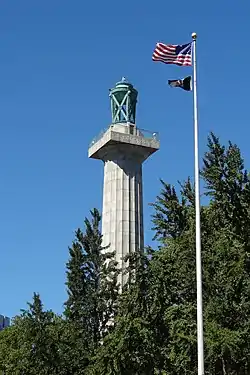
[88,78,160,287]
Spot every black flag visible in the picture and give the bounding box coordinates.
[168,76,192,91]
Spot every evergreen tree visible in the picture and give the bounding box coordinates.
[64,208,120,370]
[1,133,250,375]
[0,293,64,375]
[149,133,250,374]
[87,249,159,375]
[91,133,250,375]
[151,177,195,241]
[201,133,250,236]
[201,133,250,374]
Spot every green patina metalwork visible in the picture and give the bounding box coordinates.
[109,77,138,124]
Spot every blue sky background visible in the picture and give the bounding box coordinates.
[0,0,249,318]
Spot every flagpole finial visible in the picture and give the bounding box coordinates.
[192,32,197,40]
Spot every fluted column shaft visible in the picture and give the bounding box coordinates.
[101,145,144,287]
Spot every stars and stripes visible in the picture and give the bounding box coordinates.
[152,42,192,66]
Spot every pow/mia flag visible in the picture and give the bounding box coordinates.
[168,76,192,91]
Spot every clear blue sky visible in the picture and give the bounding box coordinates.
[0,1,249,318]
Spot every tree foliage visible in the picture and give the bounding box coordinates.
[63,208,120,371]
[0,293,65,375]
[0,133,250,374]
[92,133,250,375]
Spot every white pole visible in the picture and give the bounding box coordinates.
[192,32,204,375]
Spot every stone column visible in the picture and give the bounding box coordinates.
[89,119,160,288]
[101,145,144,287]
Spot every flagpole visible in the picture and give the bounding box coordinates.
[192,32,204,375]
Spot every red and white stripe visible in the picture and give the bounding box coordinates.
[152,42,192,67]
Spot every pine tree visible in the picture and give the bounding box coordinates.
[64,208,120,370]
[87,249,158,375]
[149,133,250,374]
[201,133,250,374]
[0,293,63,375]
[202,132,250,241]
[91,132,250,375]
[2,133,250,375]
[150,177,195,241]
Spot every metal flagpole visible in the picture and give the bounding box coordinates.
[192,32,205,375]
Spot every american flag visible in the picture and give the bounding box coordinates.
[152,42,192,66]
